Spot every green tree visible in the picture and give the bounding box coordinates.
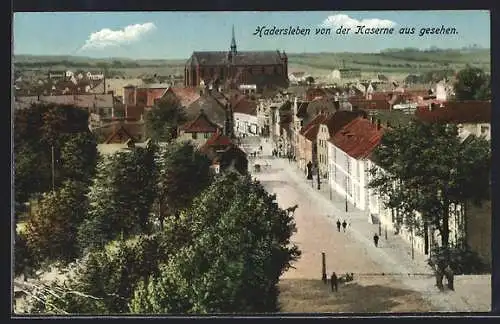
[77,145,157,252]
[14,104,94,204]
[59,132,99,183]
[155,142,212,229]
[24,180,89,264]
[25,232,179,314]
[368,121,491,268]
[130,172,301,314]
[145,96,187,142]
[453,66,491,100]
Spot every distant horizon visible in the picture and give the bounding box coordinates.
[13,45,491,62]
[13,11,490,60]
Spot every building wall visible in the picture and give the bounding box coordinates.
[461,123,491,141]
[327,143,368,211]
[177,131,215,147]
[185,62,287,87]
[317,124,330,178]
[234,112,258,136]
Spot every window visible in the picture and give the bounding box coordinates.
[192,133,198,140]
[481,126,489,134]
[204,133,210,139]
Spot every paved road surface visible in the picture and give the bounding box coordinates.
[242,136,490,312]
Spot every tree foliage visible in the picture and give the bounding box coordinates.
[14,103,96,204]
[24,180,89,264]
[368,120,491,254]
[155,142,212,228]
[144,96,187,142]
[453,66,491,101]
[130,172,301,314]
[24,233,176,314]
[77,145,157,252]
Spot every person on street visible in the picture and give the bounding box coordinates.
[336,220,341,232]
[444,265,454,291]
[373,233,379,247]
[342,220,347,232]
[330,272,338,292]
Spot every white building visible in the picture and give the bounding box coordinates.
[327,117,383,211]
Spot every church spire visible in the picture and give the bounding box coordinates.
[230,25,237,55]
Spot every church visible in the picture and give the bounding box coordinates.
[184,27,289,91]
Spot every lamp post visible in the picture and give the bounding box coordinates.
[317,164,321,190]
[321,252,327,284]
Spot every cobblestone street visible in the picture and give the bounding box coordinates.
[243,136,491,313]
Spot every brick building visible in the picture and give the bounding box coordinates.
[184,27,289,91]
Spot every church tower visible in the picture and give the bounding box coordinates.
[230,25,237,55]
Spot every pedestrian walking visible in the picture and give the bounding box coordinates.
[330,272,338,292]
[336,220,341,232]
[373,233,379,247]
[342,220,347,232]
[445,265,454,291]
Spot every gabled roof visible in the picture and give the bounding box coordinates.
[330,117,384,159]
[322,110,368,138]
[303,123,321,141]
[185,95,227,127]
[167,87,201,107]
[300,113,329,138]
[415,101,491,124]
[104,124,137,144]
[199,132,234,155]
[231,96,257,116]
[181,109,220,133]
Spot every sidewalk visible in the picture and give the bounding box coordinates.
[250,137,490,312]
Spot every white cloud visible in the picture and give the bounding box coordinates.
[321,14,396,29]
[80,22,156,50]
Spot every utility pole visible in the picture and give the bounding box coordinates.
[321,252,327,284]
[51,145,55,191]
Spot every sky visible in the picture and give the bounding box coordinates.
[13,11,490,60]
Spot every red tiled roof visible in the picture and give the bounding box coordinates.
[168,87,201,107]
[303,123,321,141]
[322,110,368,138]
[330,117,384,159]
[415,101,491,124]
[181,109,220,133]
[200,132,233,152]
[104,125,137,144]
[299,112,329,135]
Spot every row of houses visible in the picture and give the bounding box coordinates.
[258,85,491,266]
